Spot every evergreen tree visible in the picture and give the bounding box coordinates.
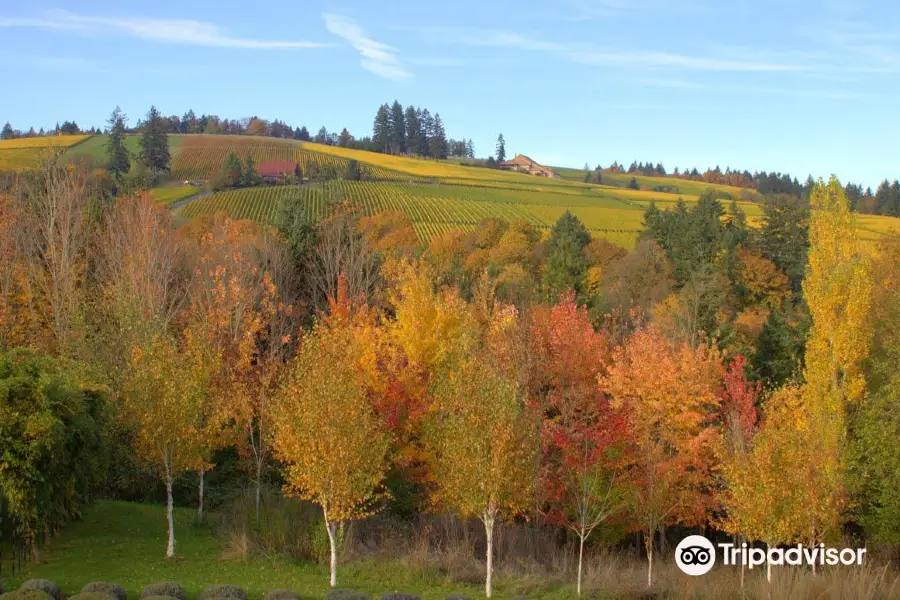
[419,109,434,157]
[389,100,406,154]
[373,104,390,153]
[466,138,475,159]
[496,133,506,163]
[299,126,311,141]
[139,105,171,172]
[758,194,810,294]
[106,106,131,177]
[1,122,13,139]
[242,154,258,187]
[338,128,352,148]
[542,211,592,300]
[404,105,420,155]
[628,176,639,189]
[429,113,448,159]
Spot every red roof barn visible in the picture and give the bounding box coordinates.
[258,161,299,183]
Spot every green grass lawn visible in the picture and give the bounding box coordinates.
[66,135,186,165]
[148,185,203,206]
[1,501,577,600]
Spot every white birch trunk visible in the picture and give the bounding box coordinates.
[164,449,175,559]
[577,533,586,596]
[324,510,338,587]
[483,508,496,598]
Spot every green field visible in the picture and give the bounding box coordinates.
[148,185,203,206]
[66,134,186,166]
[3,500,573,600]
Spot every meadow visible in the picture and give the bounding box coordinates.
[65,134,186,165]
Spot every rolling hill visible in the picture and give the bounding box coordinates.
[2,133,898,247]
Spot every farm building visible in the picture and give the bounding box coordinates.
[499,154,559,178]
[258,161,299,184]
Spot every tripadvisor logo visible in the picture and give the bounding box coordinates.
[674,535,867,576]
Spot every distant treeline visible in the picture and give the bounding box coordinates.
[602,160,896,216]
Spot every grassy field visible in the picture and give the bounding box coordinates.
[148,185,203,206]
[0,500,562,600]
[0,135,92,171]
[66,134,187,166]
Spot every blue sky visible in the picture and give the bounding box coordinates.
[2,0,899,187]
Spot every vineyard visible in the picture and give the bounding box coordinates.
[168,135,423,183]
[178,180,653,245]
[0,134,92,171]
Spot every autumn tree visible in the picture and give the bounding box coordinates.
[272,323,391,587]
[123,329,213,558]
[601,326,723,587]
[427,351,539,598]
[13,155,96,355]
[188,217,296,518]
[532,294,628,596]
[800,177,873,545]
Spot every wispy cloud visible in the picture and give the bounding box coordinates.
[0,9,330,49]
[462,30,806,72]
[323,13,411,80]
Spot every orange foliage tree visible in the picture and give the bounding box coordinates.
[601,325,723,587]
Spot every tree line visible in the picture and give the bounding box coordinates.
[371,100,473,160]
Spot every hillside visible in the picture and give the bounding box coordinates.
[2,133,899,247]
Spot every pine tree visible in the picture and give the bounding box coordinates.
[139,105,171,172]
[389,100,406,155]
[338,128,352,148]
[404,105,420,155]
[429,113,448,159]
[420,109,433,157]
[466,138,475,158]
[373,104,390,153]
[0,122,13,139]
[106,106,131,177]
[242,154,257,186]
[496,133,506,163]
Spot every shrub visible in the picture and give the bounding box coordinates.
[82,583,127,600]
[20,580,61,600]
[140,583,186,600]
[323,591,371,600]
[381,595,421,600]
[264,591,302,600]
[1,591,54,600]
[197,587,246,600]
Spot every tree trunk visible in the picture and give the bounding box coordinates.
[766,549,772,583]
[324,511,338,587]
[577,533,586,597]
[197,468,205,524]
[739,536,745,589]
[164,450,175,559]
[483,508,496,598]
[645,529,654,588]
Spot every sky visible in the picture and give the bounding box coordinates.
[1,0,899,187]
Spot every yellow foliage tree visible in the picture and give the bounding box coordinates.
[427,352,539,598]
[801,176,873,544]
[123,328,213,558]
[272,323,391,588]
